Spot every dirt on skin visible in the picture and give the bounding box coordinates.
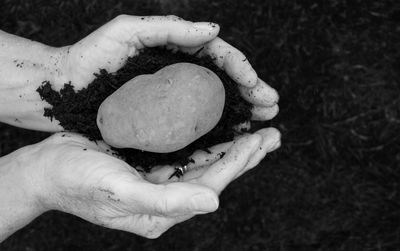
[37,47,253,171]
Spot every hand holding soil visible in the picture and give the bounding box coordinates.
[0,15,278,131]
[36,15,280,170]
[0,130,279,240]
[55,15,279,124]
[0,14,281,241]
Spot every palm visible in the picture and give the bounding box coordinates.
[39,133,207,235]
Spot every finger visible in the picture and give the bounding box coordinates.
[235,128,281,179]
[181,132,252,179]
[118,181,219,217]
[196,134,262,193]
[113,15,220,49]
[251,104,279,121]
[144,141,234,183]
[179,133,255,181]
[146,132,258,183]
[144,131,257,184]
[188,141,234,168]
[239,78,279,107]
[178,37,258,88]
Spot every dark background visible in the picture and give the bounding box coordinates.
[1,0,399,250]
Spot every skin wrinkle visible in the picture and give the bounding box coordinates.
[70,187,121,223]
[44,166,87,210]
[152,190,171,217]
[93,203,123,222]
[132,214,152,236]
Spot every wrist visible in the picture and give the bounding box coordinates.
[0,30,69,86]
[0,30,67,131]
[0,145,47,242]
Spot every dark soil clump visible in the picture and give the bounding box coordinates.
[37,47,253,171]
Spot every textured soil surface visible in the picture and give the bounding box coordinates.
[37,47,252,170]
[1,0,399,250]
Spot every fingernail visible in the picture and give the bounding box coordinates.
[193,22,218,31]
[190,193,219,214]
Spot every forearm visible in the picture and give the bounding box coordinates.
[0,30,67,131]
[0,147,45,242]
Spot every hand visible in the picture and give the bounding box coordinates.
[58,15,279,122]
[17,129,279,239]
[0,15,278,131]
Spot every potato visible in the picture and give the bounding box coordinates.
[97,63,225,153]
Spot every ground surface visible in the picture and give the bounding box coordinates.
[0,0,399,250]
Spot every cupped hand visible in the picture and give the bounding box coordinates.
[56,15,278,122]
[24,129,279,238]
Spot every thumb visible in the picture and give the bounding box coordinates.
[111,15,220,48]
[121,181,219,217]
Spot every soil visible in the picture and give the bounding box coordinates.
[37,47,253,171]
